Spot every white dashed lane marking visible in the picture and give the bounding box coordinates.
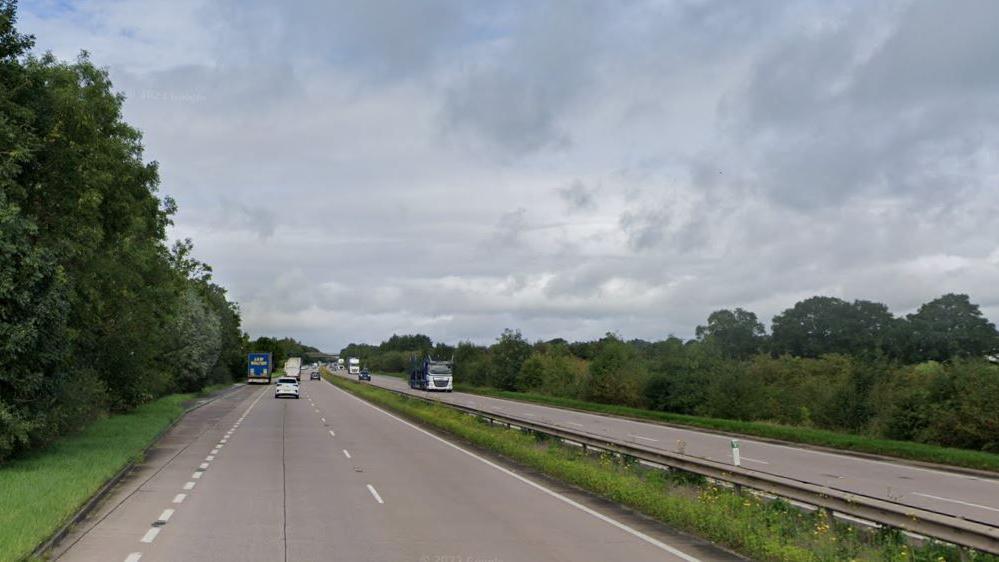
[140,528,160,543]
[158,509,175,522]
[329,430,336,437]
[199,462,210,469]
[367,484,384,504]
[172,493,186,504]
[125,553,142,562]
[343,449,351,459]
[183,481,196,490]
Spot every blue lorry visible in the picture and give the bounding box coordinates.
[247,352,273,384]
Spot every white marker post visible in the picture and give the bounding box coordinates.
[731,439,741,467]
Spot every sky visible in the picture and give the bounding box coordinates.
[19,0,999,352]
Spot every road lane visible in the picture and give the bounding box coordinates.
[357,372,999,527]
[54,385,262,562]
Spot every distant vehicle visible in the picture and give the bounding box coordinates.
[408,355,453,392]
[285,357,302,380]
[358,368,371,381]
[247,352,273,385]
[310,371,321,381]
[274,377,300,399]
[348,357,360,375]
[337,358,345,370]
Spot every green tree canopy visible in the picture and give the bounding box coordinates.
[901,294,999,362]
[770,297,896,358]
[695,308,766,359]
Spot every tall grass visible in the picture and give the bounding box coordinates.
[0,392,201,562]
[332,375,997,562]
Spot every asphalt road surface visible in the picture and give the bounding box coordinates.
[352,373,999,528]
[53,381,741,562]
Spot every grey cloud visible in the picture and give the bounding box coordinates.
[442,3,610,154]
[214,0,471,78]
[557,179,596,212]
[491,208,528,248]
[24,0,999,352]
[722,0,999,208]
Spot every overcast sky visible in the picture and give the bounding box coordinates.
[20,0,999,352]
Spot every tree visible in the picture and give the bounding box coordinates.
[0,192,75,459]
[695,308,766,359]
[169,288,222,392]
[770,297,896,358]
[586,335,646,406]
[0,0,245,459]
[453,341,490,386]
[489,329,532,390]
[901,294,999,362]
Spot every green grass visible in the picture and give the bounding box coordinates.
[452,384,999,474]
[329,375,996,562]
[0,386,228,562]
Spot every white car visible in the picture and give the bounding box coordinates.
[274,377,300,399]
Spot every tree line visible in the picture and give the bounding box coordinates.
[246,336,320,370]
[344,293,999,453]
[0,3,245,461]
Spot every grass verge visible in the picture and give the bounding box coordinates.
[0,386,228,562]
[330,375,996,562]
[452,384,999,474]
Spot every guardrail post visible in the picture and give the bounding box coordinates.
[731,439,743,493]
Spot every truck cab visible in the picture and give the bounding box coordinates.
[408,356,453,392]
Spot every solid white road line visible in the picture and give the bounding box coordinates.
[366,484,384,504]
[912,493,999,514]
[172,494,186,504]
[328,382,701,562]
[566,422,584,427]
[158,509,175,522]
[742,457,770,465]
[140,528,160,543]
[183,481,196,490]
[200,462,210,469]
[125,553,142,562]
[343,449,351,459]
[628,434,659,442]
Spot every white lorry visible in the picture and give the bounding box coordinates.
[285,357,303,380]
[348,357,360,375]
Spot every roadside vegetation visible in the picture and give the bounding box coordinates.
[342,295,999,470]
[328,376,997,562]
[0,2,265,463]
[0,390,213,562]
